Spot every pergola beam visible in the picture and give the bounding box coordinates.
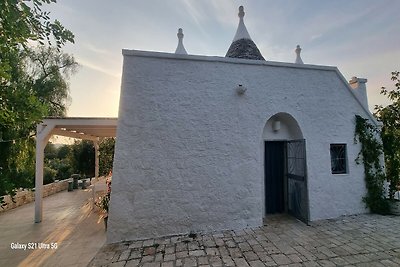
[51,128,99,141]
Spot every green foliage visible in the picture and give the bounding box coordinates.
[0,0,76,204]
[354,115,390,214]
[0,0,74,80]
[1,136,36,202]
[0,47,77,194]
[69,140,95,177]
[375,71,400,200]
[44,142,58,160]
[56,144,70,159]
[99,138,115,176]
[44,143,72,180]
[26,46,78,116]
[45,158,72,180]
[43,166,57,185]
[42,139,115,183]
[67,138,116,178]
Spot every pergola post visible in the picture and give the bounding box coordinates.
[35,123,54,223]
[94,140,100,179]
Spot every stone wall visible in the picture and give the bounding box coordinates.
[0,180,69,213]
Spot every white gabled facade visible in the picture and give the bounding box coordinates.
[107,50,373,243]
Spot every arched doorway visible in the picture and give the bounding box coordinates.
[262,113,309,223]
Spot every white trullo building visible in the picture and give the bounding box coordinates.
[108,6,375,243]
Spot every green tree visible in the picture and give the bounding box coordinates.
[43,166,57,185]
[99,138,115,176]
[26,46,77,115]
[44,143,72,181]
[0,0,74,80]
[0,0,75,205]
[69,140,95,178]
[44,142,57,160]
[57,144,70,159]
[375,71,400,200]
[66,138,116,178]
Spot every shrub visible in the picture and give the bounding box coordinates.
[43,167,57,185]
[45,158,72,180]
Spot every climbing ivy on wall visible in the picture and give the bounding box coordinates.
[354,115,390,214]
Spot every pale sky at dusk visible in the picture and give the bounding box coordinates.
[47,0,400,117]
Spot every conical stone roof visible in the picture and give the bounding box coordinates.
[226,39,264,60]
[225,6,265,60]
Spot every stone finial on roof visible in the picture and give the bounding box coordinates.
[295,45,304,64]
[232,6,251,42]
[175,28,188,55]
[226,6,265,60]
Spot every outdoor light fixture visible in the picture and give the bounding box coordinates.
[236,84,247,95]
[272,120,281,132]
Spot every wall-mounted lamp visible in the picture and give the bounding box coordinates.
[272,120,281,132]
[236,84,247,95]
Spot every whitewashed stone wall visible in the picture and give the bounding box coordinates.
[108,50,373,243]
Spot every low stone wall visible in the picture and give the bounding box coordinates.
[42,180,69,197]
[0,180,69,213]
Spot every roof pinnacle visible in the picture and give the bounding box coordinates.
[175,28,188,55]
[238,5,245,18]
[232,6,251,42]
[295,45,304,64]
[226,6,265,60]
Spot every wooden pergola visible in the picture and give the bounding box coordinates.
[35,117,117,223]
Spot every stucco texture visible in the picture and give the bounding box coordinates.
[108,51,372,243]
